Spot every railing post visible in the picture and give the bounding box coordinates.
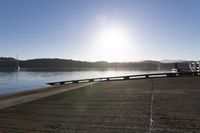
[124,76,130,80]
[89,79,94,82]
[60,82,65,85]
[72,81,79,84]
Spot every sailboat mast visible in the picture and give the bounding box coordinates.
[16,55,20,71]
[16,55,18,68]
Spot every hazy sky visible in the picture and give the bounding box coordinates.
[0,0,200,62]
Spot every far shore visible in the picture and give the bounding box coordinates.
[0,67,167,72]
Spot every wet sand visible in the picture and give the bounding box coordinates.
[0,77,199,132]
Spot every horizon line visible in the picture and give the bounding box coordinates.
[0,56,197,63]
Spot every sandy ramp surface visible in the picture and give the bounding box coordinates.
[0,83,93,109]
[0,77,199,132]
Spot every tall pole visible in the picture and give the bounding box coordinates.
[16,55,20,71]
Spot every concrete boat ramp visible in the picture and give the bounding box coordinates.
[0,77,199,132]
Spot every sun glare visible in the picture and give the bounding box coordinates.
[93,25,131,61]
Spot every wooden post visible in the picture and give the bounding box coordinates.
[60,82,65,85]
[89,79,94,82]
[72,81,79,84]
[124,76,130,80]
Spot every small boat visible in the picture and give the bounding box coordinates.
[171,68,179,73]
[171,62,179,73]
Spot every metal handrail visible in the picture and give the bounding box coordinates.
[47,72,200,86]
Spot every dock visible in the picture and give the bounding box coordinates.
[0,76,199,132]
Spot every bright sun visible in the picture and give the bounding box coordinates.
[93,25,131,61]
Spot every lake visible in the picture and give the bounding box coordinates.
[0,69,169,95]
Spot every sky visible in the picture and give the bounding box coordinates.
[0,0,200,62]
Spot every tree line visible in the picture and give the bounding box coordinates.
[0,57,190,71]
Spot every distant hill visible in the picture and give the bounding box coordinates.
[0,57,192,71]
[0,57,18,71]
[160,59,190,63]
[18,58,161,70]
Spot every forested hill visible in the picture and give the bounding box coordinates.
[0,57,191,71]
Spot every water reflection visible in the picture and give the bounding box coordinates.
[0,69,169,95]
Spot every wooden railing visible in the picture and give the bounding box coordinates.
[47,72,200,86]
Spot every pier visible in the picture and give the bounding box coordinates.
[47,72,200,85]
[0,76,199,132]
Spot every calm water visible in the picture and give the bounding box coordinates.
[0,69,169,95]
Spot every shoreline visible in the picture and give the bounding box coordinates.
[0,82,93,109]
